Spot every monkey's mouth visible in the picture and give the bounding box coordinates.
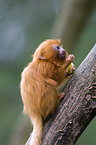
[59,52,66,59]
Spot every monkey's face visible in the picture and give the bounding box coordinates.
[54,45,67,59]
[51,44,68,65]
[52,44,68,61]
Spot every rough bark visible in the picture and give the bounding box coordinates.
[26,44,96,145]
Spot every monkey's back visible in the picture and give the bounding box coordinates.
[20,61,58,119]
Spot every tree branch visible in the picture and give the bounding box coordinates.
[26,44,96,145]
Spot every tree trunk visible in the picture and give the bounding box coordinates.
[26,44,96,145]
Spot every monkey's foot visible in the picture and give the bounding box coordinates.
[58,92,65,103]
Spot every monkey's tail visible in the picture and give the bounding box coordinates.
[28,110,43,145]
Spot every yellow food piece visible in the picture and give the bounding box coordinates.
[67,63,75,74]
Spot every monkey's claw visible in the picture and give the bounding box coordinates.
[58,92,65,103]
[71,66,75,74]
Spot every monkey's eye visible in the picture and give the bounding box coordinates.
[56,46,60,50]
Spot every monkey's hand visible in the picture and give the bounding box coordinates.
[62,54,74,69]
[65,54,74,66]
[64,54,75,75]
[66,63,75,76]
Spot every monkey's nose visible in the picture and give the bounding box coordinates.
[62,50,66,54]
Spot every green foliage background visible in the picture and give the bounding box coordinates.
[0,0,96,145]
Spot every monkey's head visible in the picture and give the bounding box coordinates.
[33,39,68,65]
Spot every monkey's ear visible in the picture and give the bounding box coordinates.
[39,55,46,60]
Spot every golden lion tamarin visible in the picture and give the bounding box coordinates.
[20,39,75,145]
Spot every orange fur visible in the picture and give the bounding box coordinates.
[20,39,75,145]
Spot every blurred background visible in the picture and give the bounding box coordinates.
[0,0,96,145]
